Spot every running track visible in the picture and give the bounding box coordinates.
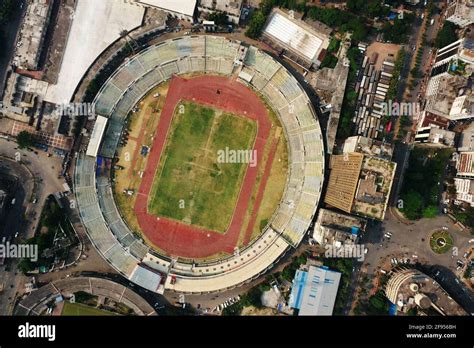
[134,75,274,258]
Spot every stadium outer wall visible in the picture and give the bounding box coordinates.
[74,35,325,294]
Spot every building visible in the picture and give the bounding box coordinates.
[198,0,243,24]
[458,122,474,152]
[289,265,341,316]
[456,151,474,177]
[13,0,53,70]
[126,0,197,21]
[425,37,474,110]
[454,178,474,205]
[425,73,474,121]
[86,115,108,157]
[324,153,364,214]
[414,126,456,147]
[324,153,397,220]
[343,136,394,160]
[445,0,474,27]
[312,208,366,248]
[261,8,330,69]
[385,268,467,315]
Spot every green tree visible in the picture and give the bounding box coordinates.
[422,205,438,218]
[16,131,34,149]
[18,258,34,274]
[0,0,13,24]
[245,10,267,38]
[400,191,423,220]
[435,21,459,48]
[208,11,228,26]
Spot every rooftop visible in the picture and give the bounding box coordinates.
[199,0,242,17]
[262,8,329,66]
[312,208,366,247]
[86,115,108,157]
[457,151,474,177]
[385,268,468,316]
[324,153,364,213]
[136,0,197,17]
[343,136,394,160]
[353,156,396,220]
[44,0,145,104]
[289,265,341,316]
[13,0,52,70]
[458,122,474,152]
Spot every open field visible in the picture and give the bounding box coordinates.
[61,302,117,316]
[114,75,289,258]
[114,82,169,243]
[148,101,257,233]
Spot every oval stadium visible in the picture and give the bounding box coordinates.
[74,35,325,294]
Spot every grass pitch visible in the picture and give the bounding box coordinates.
[148,101,257,233]
[61,302,117,316]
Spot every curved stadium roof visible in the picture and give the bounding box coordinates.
[74,35,325,293]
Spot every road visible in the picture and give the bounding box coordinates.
[359,210,474,313]
[0,138,69,314]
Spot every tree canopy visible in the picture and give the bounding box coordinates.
[435,21,459,48]
[16,131,34,149]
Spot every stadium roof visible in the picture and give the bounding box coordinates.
[86,115,108,157]
[263,10,324,61]
[136,0,197,17]
[130,264,163,293]
[291,265,341,316]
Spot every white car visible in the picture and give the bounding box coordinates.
[442,226,448,230]
[468,239,474,244]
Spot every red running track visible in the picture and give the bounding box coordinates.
[134,75,274,258]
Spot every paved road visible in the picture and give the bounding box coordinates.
[360,210,474,312]
[0,139,68,314]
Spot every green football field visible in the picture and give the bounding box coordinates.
[148,101,257,233]
[61,302,117,316]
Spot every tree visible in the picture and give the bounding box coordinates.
[119,29,138,54]
[208,11,228,26]
[18,258,34,274]
[245,10,267,39]
[400,191,423,220]
[435,22,459,48]
[0,0,13,25]
[347,0,366,13]
[422,205,438,218]
[16,131,34,149]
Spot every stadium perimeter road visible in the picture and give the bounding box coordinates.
[0,156,33,315]
[359,212,474,312]
[0,138,116,314]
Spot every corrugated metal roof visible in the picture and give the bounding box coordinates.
[263,12,322,61]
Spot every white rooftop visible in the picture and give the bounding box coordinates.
[86,115,108,157]
[136,0,196,17]
[298,266,341,316]
[44,0,145,105]
[130,264,163,293]
[263,11,323,61]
